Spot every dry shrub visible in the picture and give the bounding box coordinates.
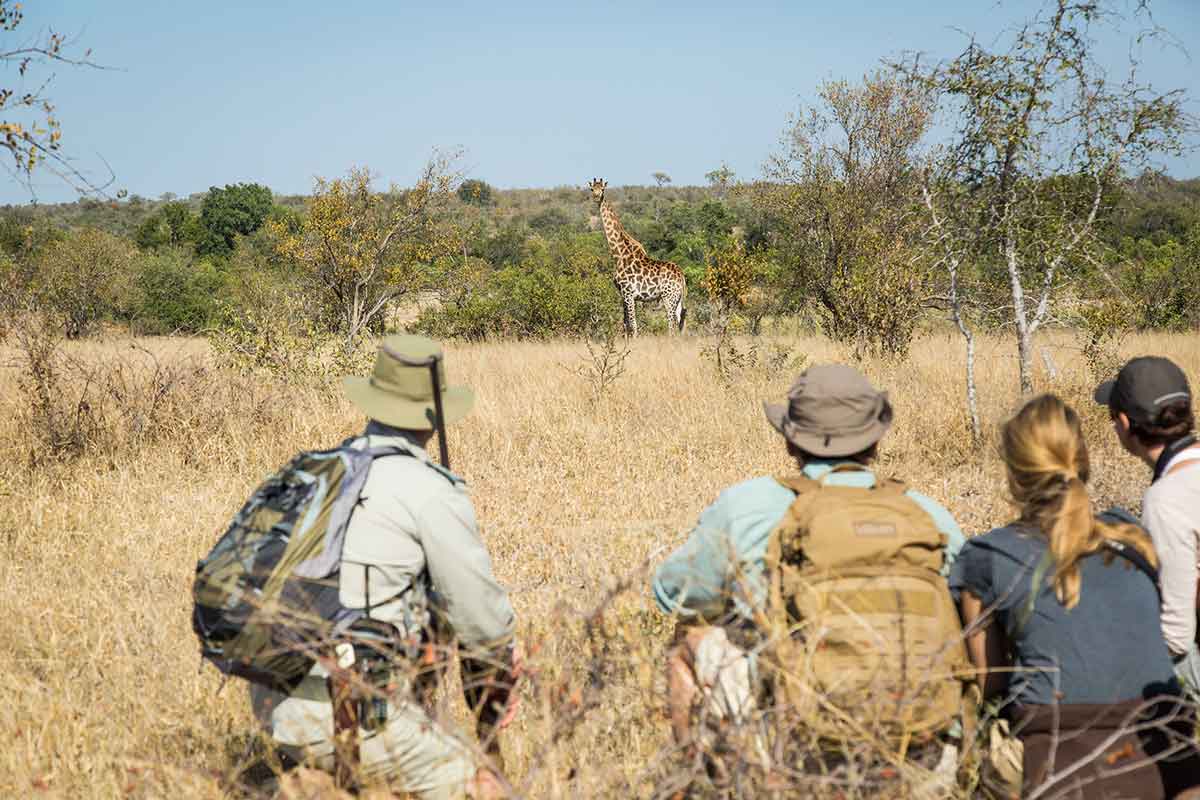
[0,330,1193,798]
[2,317,301,472]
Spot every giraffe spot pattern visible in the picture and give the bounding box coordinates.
[591,180,687,335]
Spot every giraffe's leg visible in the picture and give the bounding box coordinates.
[622,292,637,338]
[662,293,683,335]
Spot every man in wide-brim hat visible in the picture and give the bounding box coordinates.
[650,364,965,785]
[250,334,517,800]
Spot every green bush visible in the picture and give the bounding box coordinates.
[196,183,274,258]
[37,228,137,338]
[1119,227,1200,331]
[134,201,202,251]
[134,250,225,334]
[458,179,495,206]
[415,236,620,339]
[415,266,619,339]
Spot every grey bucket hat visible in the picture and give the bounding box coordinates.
[763,364,893,457]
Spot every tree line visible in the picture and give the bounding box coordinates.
[1,162,1194,342]
[0,1,1195,425]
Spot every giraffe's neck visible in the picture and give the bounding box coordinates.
[598,200,624,255]
[599,199,647,267]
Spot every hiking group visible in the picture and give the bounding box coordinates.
[191,335,1200,799]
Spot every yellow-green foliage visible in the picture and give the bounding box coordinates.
[268,161,461,350]
[702,237,757,314]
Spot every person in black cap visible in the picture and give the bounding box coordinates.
[1096,356,1200,693]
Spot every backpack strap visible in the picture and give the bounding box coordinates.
[779,464,908,494]
[294,445,414,580]
[1014,549,1053,636]
[1102,539,1161,601]
[874,477,908,495]
[1014,537,1162,635]
[775,474,820,495]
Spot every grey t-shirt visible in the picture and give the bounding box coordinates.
[950,519,1178,706]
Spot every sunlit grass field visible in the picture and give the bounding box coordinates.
[1,329,1191,798]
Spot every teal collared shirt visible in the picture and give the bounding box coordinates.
[652,462,965,621]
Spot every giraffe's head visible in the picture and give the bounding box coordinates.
[587,178,607,206]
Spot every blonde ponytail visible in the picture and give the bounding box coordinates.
[1002,395,1158,610]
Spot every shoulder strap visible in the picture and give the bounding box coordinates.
[364,441,459,485]
[775,474,819,495]
[1014,537,1162,634]
[293,445,414,580]
[1102,539,1161,600]
[1166,450,1200,478]
[1153,435,1198,482]
[1014,548,1054,636]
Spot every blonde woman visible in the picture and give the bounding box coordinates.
[952,394,1199,799]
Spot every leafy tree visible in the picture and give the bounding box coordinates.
[652,172,672,187]
[271,159,460,353]
[0,1,111,197]
[696,200,735,245]
[1119,226,1200,330]
[0,210,62,260]
[37,228,136,337]
[134,249,223,334]
[458,178,495,206]
[197,183,274,257]
[416,232,617,339]
[529,206,572,234]
[910,0,1191,400]
[479,222,531,267]
[755,71,933,357]
[134,201,201,251]
[705,163,735,198]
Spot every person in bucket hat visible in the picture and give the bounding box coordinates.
[250,335,518,800]
[761,363,894,457]
[1096,356,1200,695]
[651,364,965,791]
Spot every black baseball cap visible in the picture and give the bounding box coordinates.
[1094,356,1192,426]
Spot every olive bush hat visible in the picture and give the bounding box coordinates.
[763,364,893,457]
[343,335,474,430]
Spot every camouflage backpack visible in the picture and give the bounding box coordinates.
[762,466,973,744]
[192,441,408,691]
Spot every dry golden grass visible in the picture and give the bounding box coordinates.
[0,328,1194,798]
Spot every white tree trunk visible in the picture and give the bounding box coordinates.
[924,186,982,440]
[1005,227,1036,396]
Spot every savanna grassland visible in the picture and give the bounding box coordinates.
[0,329,1188,799]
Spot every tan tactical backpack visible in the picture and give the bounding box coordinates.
[762,466,974,746]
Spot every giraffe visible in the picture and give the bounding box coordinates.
[588,178,687,336]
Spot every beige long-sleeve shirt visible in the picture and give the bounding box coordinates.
[1141,452,1200,657]
[338,426,515,652]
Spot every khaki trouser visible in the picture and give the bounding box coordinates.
[250,668,474,800]
[979,718,1023,800]
[667,624,771,773]
[669,625,962,797]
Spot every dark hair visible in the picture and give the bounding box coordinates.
[1119,400,1195,447]
[787,441,879,465]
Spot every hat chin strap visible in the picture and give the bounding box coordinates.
[427,356,450,470]
[379,343,451,469]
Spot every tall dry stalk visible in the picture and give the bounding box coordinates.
[1,331,1194,797]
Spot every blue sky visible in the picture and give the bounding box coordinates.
[3,0,1197,203]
